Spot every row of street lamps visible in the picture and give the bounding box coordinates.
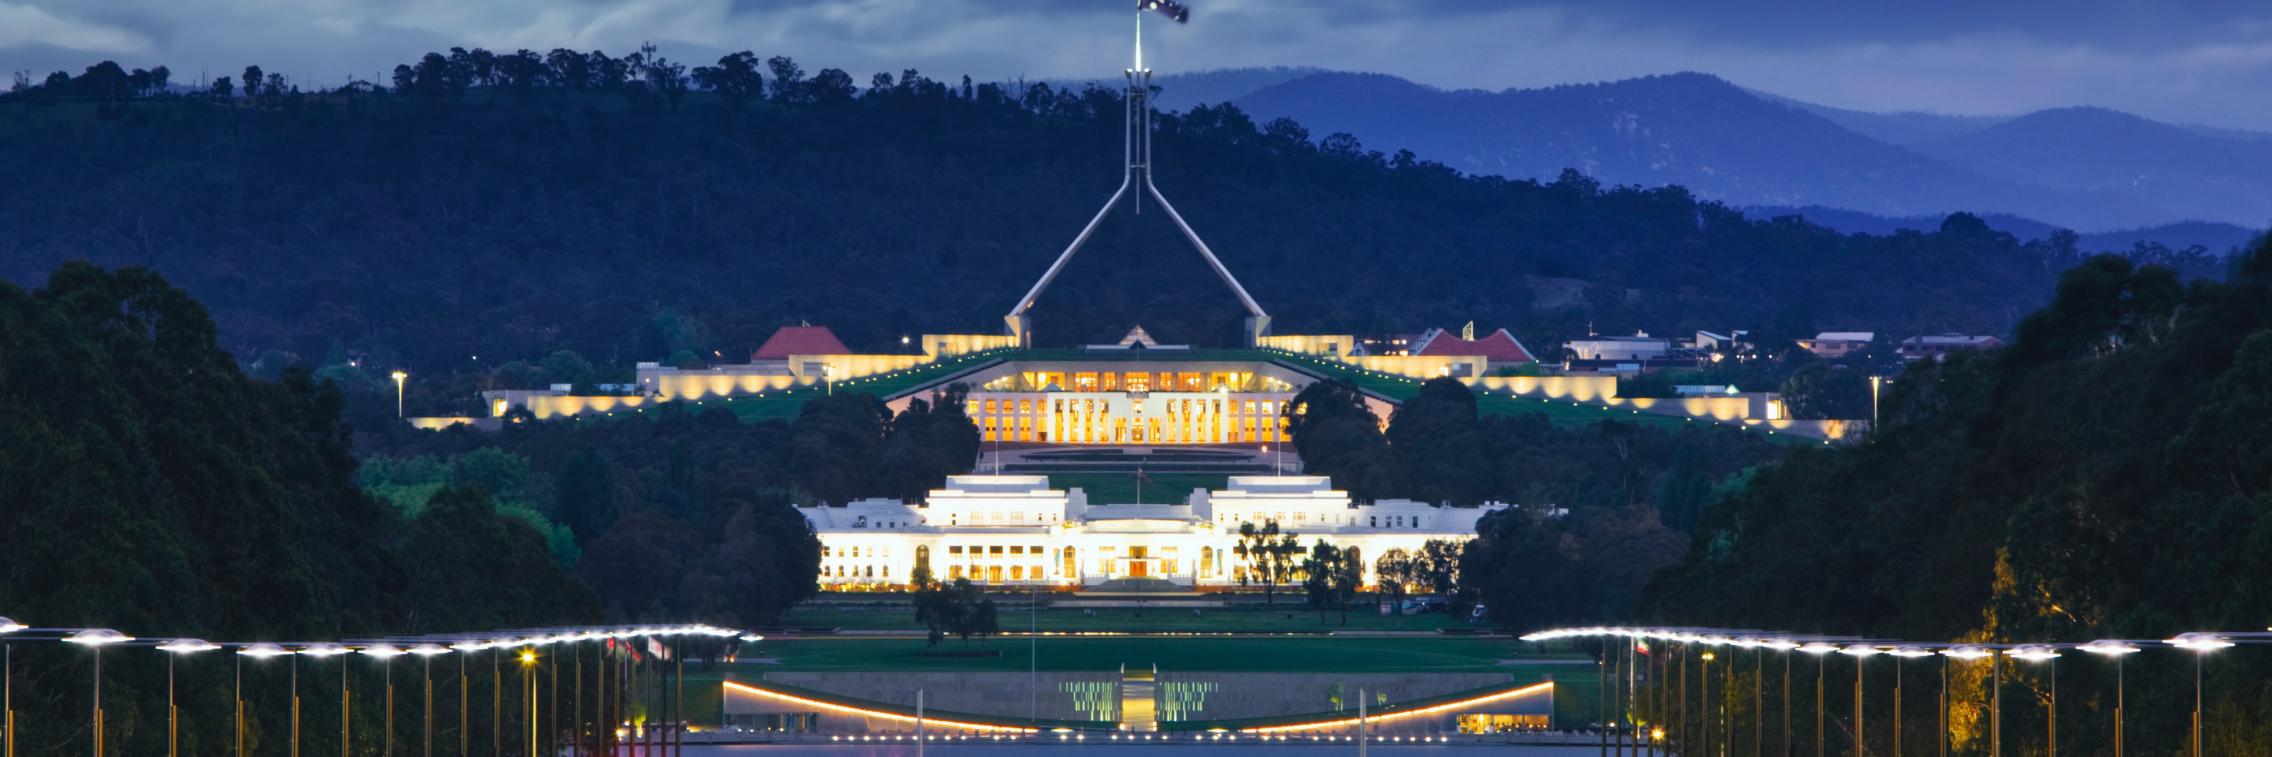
[1533,625,2246,757]
[0,618,755,757]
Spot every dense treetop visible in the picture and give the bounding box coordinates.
[2,47,2219,402]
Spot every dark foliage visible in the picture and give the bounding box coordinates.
[3,48,2215,412]
[1643,239,2272,751]
[0,264,594,754]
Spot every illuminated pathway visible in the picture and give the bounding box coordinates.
[1521,625,2259,757]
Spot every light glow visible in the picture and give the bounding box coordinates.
[2167,633,2233,652]
[63,629,133,646]
[0,617,24,634]
[1940,646,1993,660]
[298,643,350,657]
[721,680,1036,733]
[1243,682,1553,734]
[2079,640,2141,657]
[360,644,406,659]
[157,639,221,654]
[2007,645,2061,662]
[1798,642,1842,656]
[238,643,292,658]
[1839,645,1883,658]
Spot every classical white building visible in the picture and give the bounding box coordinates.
[799,474,1507,590]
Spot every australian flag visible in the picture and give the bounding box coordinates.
[1141,0,1190,23]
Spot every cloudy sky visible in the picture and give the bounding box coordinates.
[8,0,2272,129]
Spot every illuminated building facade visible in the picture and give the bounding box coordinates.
[799,474,1507,589]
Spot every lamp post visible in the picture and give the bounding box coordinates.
[240,644,292,757]
[2078,641,2139,757]
[2166,633,2232,757]
[451,641,482,757]
[363,645,407,757]
[302,644,352,757]
[1838,646,1879,757]
[411,644,449,757]
[2007,646,2059,757]
[63,629,134,756]
[157,640,221,757]
[520,649,537,757]
[1887,647,1933,757]
[0,617,23,757]
[1938,648,1990,757]
[1797,643,1839,757]
[391,370,408,418]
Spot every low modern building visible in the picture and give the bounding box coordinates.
[1798,331,1876,359]
[1899,334,2004,362]
[799,474,1509,589]
[1563,333,1671,362]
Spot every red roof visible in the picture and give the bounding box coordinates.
[752,326,852,360]
[1413,327,1536,363]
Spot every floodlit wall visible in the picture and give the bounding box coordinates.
[1466,375,1620,402]
[923,333,1020,357]
[1333,354,1486,379]
[405,416,497,431]
[733,672,1121,723]
[1257,334,1356,356]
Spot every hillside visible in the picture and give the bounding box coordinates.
[1746,205,2259,255]
[0,53,2220,414]
[1230,71,2263,230]
[1913,107,2272,231]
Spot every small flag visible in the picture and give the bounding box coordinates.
[1635,640,1652,656]
[1140,0,1190,23]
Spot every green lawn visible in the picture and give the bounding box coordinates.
[780,602,1478,632]
[675,636,1599,728]
[1041,471,1229,504]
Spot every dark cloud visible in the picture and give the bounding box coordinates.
[3,0,2268,129]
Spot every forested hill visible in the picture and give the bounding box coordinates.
[0,52,2223,380]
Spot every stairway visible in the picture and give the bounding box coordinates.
[1119,664,1158,732]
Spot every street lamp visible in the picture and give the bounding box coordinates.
[1754,639,1800,757]
[1887,647,1933,757]
[408,644,448,757]
[519,649,537,757]
[2078,640,2139,757]
[1838,645,1880,757]
[302,644,351,757]
[2008,645,2060,757]
[1797,642,1840,757]
[363,645,407,757]
[239,644,292,757]
[2167,633,2232,757]
[63,629,133,757]
[1,616,23,757]
[157,640,221,757]
[391,371,408,418]
[1939,647,1991,757]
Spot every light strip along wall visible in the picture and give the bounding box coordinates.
[1241,681,1554,734]
[721,680,1039,733]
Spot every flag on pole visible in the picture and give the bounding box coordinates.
[1140,0,1190,23]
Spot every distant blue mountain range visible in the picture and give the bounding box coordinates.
[1081,68,2269,243]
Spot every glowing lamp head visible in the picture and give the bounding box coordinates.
[739,634,766,643]
[158,639,221,654]
[359,644,406,659]
[238,643,292,659]
[1797,642,1842,656]
[2079,640,2141,657]
[390,370,407,383]
[1888,646,1935,659]
[2007,644,2061,663]
[409,644,451,657]
[1939,646,1993,661]
[519,649,538,666]
[298,643,350,657]
[63,628,133,647]
[1839,645,1883,658]
[2168,633,2234,653]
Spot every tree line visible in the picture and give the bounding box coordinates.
[2,45,2222,427]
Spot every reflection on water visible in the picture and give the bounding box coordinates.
[674,746,1601,756]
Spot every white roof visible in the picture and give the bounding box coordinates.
[1813,332,1875,342]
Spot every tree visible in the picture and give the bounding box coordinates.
[766,56,806,103]
[210,76,233,98]
[1778,363,1871,420]
[1374,548,1418,612]
[912,577,997,647]
[241,65,263,97]
[1234,520,1297,604]
[1301,541,1363,625]
[692,51,764,108]
[809,68,856,106]
[1417,539,1464,601]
